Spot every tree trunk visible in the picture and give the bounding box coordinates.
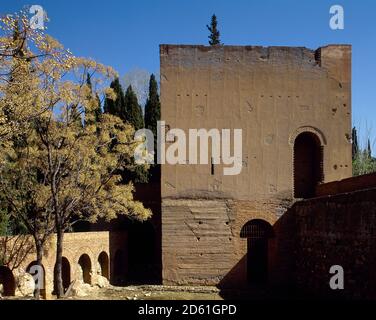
[34,241,44,300]
[54,227,64,298]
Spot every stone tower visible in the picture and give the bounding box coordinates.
[159,44,351,287]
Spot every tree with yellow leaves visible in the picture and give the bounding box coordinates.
[0,13,151,299]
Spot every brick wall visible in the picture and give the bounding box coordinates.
[0,231,115,298]
[316,172,376,197]
[292,187,376,299]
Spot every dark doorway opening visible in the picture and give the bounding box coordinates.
[78,254,92,284]
[293,132,324,198]
[98,251,109,280]
[127,221,157,284]
[0,266,16,296]
[241,219,274,284]
[112,249,126,286]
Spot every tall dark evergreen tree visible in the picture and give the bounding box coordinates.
[367,138,372,158]
[94,93,102,123]
[144,74,161,182]
[104,77,125,118]
[124,85,144,130]
[144,74,161,146]
[352,127,359,160]
[206,14,221,46]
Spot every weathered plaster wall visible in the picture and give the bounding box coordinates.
[160,44,352,287]
[160,44,352,200]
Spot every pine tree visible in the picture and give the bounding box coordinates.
[206,14,221,46]
[124,85,144,130]
[104,77,125,118]
[352,127,359,160]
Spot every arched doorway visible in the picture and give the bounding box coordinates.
[53,257,71,294]
[0,266,16,296]
[78,254,92,284]
[98,251,109,280]
[112,249,126,286]
[240,219,274,284]
[26,261,46,299]
[293,132,324,198]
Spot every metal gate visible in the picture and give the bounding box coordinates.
[240,220,273,284]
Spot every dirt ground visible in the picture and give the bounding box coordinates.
[2,284,297,300]
[65,285,223,300]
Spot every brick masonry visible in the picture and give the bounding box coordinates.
[0,231,118,298]
[292,186,376,299]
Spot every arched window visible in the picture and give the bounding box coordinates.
[240,219,274,284]
[78,254,92,284]
[98,251,109,280]
[53,256,71,294]
[293,132,324,198]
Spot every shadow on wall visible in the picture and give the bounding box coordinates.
[53,257,71,295]
[218,187,376,300]
[218,207,298,300]
[109,179,162,286]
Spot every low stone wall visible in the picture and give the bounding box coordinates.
[316,172,376,197]
[293,186,376,299]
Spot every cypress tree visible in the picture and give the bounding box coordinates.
[206,14,221,46]
[94,93,102,123]
[144,74,161,181]
[124,85,144,130]
[352,127,359,160]
[70,104,82,128]
[104,77,125,118]
[144,74,161,147]
[85,73,102,125]
[121,85,147,183]
[367,138,372,158]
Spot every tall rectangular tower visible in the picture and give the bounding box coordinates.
[160,44,351,287]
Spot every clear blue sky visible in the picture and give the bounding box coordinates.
[1,0,376,153]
